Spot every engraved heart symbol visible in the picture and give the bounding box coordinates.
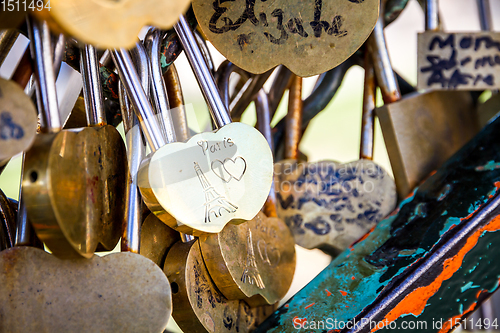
[223,157,247,181]
[211,160,233,183]
[140,122,273,234]
[257,239,281,267]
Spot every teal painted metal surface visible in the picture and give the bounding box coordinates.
[255,115,500,332]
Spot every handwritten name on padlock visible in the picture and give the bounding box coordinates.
[418,32,500,90]
[193,0,379,76]
[139,122,273,235]
[274,159,396,252]
[0,78,37,163]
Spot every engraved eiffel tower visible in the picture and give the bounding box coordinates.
[194,162,238,223]
[240,228,265,289]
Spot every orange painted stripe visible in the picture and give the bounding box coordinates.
[370,215,500,332]
[305,303,315,310]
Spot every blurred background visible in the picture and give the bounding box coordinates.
[1,0,500,331]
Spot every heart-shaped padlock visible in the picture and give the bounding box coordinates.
[199,62,296,307]
[113,17,273,235]
[192,0,379,76]
[34,0,191,48]
[0,97,172,332]
[23,27,127,258]
[274,74,397,254]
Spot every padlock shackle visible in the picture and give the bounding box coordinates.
[27,17,61,133]
[145,28,177,144]
[194,28,216,75]
[174,15,232,128]
[360,49,377,161]
[285,75,303,161]
[368,15,401,104]
[164,64,190,143]
[0,29,19,68]
[118,48,148,253]
[216,60,251,110]
[112,47,166,152]
[477,0,493,32]
[80,44,106,126]
[15,155,33,247]
[425,0,439,31]
[255,89,279,218]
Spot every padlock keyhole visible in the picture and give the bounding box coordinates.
[171,282,179,294]
[29,171,38,183]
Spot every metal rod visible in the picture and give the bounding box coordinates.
[27,17,61,132]
[368,15,401,104]
[0,29,19,68]
[174,15,232,128]
[360,48,376,161]
[112,47,166,152]
[15,154,31,247]
[231,69,273,119]
[194,28,215,74]
[145,28,177,144]
[477,0,493,32]
[425,0,439,31]
[165,64,190,142]
[255,90,278,218]
[81,44,106,126]
[285,75,303,161]
[120,82,145,254]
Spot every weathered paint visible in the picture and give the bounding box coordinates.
[255,115,500,332]
[371,216,500,331]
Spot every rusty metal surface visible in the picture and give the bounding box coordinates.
[285,75,302,161]
[0,247,171,333]
[193,0,379,76]
[254,112,500,333]
[23,125,127,258]
[360,48,377,161]
[199,211,296,306]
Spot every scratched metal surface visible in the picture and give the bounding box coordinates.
[254,114,500,332]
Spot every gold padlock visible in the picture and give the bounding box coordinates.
[371,10,478,198]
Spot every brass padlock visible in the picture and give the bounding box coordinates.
[123,16,274,235]
[199,67,296,306]
[0,101,172,331]
[164,239,275,333]
[372,9,478,198]
[23,21,127,259]
[33,0,190,48]
[192,0,379,76]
